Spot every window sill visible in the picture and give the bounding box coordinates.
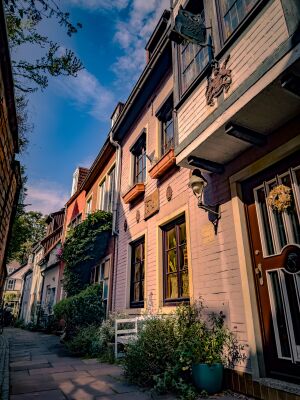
[122,183,145,204]
[148,149,176,179]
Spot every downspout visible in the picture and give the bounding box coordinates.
[109,129,122,312]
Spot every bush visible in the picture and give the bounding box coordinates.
[124,315,178,388]
[53,284,105,337]
[123,303,245,400]
[67,325,99,356]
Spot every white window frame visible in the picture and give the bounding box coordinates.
[98,179,107,211]
[107,166,116,213]
[7,279,15,290]
[86,196,92,215]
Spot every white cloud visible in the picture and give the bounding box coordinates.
[56,69,115,121]
[112,0,170,89]
[26,181,69,215]
[65,0,129,11]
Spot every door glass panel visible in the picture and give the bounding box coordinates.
[284,272,300,359]
[268,271,291,359]
[167,228,176,249]
[256,187,274,255]
[268,181,287,248]
[281,174,300,244]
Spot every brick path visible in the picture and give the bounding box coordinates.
[5,328,253,400]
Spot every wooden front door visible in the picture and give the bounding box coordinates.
[243,154,300,382]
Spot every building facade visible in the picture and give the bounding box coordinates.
[167,0,300,393]
[0,1,21,295]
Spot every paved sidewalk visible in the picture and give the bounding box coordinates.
[5,328,253,400]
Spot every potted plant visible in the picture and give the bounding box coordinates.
[190,311,245,395]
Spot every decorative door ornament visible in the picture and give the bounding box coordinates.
[282,245,300,274]
[206,55,232,106]
[267,184,292,212]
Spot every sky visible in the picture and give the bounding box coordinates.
[18,0,170,215]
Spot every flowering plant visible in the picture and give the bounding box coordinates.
[267,184,292,212]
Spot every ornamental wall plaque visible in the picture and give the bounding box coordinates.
[206,55,232,106]
[136,210,140,223]
[283,246,300,274]
[166,185,173,202]
[124,219,128,232]
[144,189,159,220]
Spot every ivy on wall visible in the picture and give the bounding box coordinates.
[61,211,112,297]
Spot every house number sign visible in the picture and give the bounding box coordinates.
[144,189,159,220]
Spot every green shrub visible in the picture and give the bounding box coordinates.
[124,315,178,387]
[53,284,105,337]
[67,325,99,356]
[123,303,245,400]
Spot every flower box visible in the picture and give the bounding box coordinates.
[122,183,145,204]
[148,148,176,179]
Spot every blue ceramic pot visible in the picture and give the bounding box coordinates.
[192,363,223,394]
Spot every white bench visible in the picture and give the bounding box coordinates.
[114,317,145,359]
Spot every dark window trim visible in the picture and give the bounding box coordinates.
[131,130,147,185]
[162,215,190,305]
[130,236,145,308]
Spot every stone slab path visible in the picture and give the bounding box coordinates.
[5,328,253,400]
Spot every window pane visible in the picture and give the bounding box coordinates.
[268,181,287,249]
[134,262,140,281]
[167,249,177,273]
[167,274,178,299]
[134,282,140,302]
[179,245,188,270]
[180,271,190,298]
[285,273,300,352]
[179,222,186,245]
[222,0,258,39]
[167,228,176,249]
[281,174,300,244]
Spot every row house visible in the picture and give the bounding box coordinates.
[167,0,300,395]
[0,0,21,295]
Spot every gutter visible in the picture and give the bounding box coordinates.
[109,130,121,312]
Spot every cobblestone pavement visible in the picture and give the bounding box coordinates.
[5,328,254,400]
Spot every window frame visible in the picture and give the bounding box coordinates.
[86,196,92,215]
[131,131,147,185]
[162,215,190,305]
[107,166,116,213]
[7,279,15,291]
[130,237,145,308]
[157,94,175,157]
[98,179,107,211]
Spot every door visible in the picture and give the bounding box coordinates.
[243,154,300,382]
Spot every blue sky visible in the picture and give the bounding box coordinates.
[20,0,169,214]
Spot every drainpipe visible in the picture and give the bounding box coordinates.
[109,129,122,312]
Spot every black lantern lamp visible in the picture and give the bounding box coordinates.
[189,169,221,232]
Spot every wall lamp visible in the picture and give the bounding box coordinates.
[188,169,221,233]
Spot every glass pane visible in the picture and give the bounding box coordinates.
[180,271,190,298]
[167,228,176,249]
[134,262,140,281]
[103,281,108,300]
[269,271,291,358]
[268,181,287,249]
[284,272,300,351]
[179,222,186,245]
[134,282,140,302]
[135,245,142,263]
[167,249,177,273]
[179,245,188,270]
[167,274,178,299]
[256,187,274,255]
[104,260,110,279]
[281,174,300,244]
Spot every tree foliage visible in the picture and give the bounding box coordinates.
[61,211,112,297]
[4,0,83,94]
[7,208,47,264]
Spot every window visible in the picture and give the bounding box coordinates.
[98,179,107,211]
[107,167,116,212]
[86,197,92,215]
[92,259,110,304]
[157,95,174,156]
[7,279,15,290]
[162,216,189,303]
[218,0,259,40]
[130,238,145,308]
[68,213,82,230]
[132,132,146,184]
[178,2,210,94]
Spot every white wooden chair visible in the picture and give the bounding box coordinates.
[114,316,144,358]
